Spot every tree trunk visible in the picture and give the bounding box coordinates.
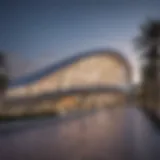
[146,45,159,111]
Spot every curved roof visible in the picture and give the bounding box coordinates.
[9,48,132,88]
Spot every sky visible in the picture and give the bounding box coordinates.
[0,0,160,83]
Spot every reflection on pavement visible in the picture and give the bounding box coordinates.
[0,107,160,160]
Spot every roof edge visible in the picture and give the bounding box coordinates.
[9,48,131,88]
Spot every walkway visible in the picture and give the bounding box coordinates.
[0,107,160,160]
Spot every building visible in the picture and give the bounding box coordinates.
[1,49,133,116]
[7,49,132,98]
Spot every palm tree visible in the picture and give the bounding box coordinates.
[135,19,160,111]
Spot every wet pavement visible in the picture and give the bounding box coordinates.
[0,107,160,160]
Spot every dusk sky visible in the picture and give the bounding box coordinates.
[0,0,160,83]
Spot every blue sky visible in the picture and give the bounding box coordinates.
[0,0,160,83]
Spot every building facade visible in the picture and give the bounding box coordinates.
[6,49,132,98]
[0,49,133,116]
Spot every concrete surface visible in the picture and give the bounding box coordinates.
[0,107,160,160]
